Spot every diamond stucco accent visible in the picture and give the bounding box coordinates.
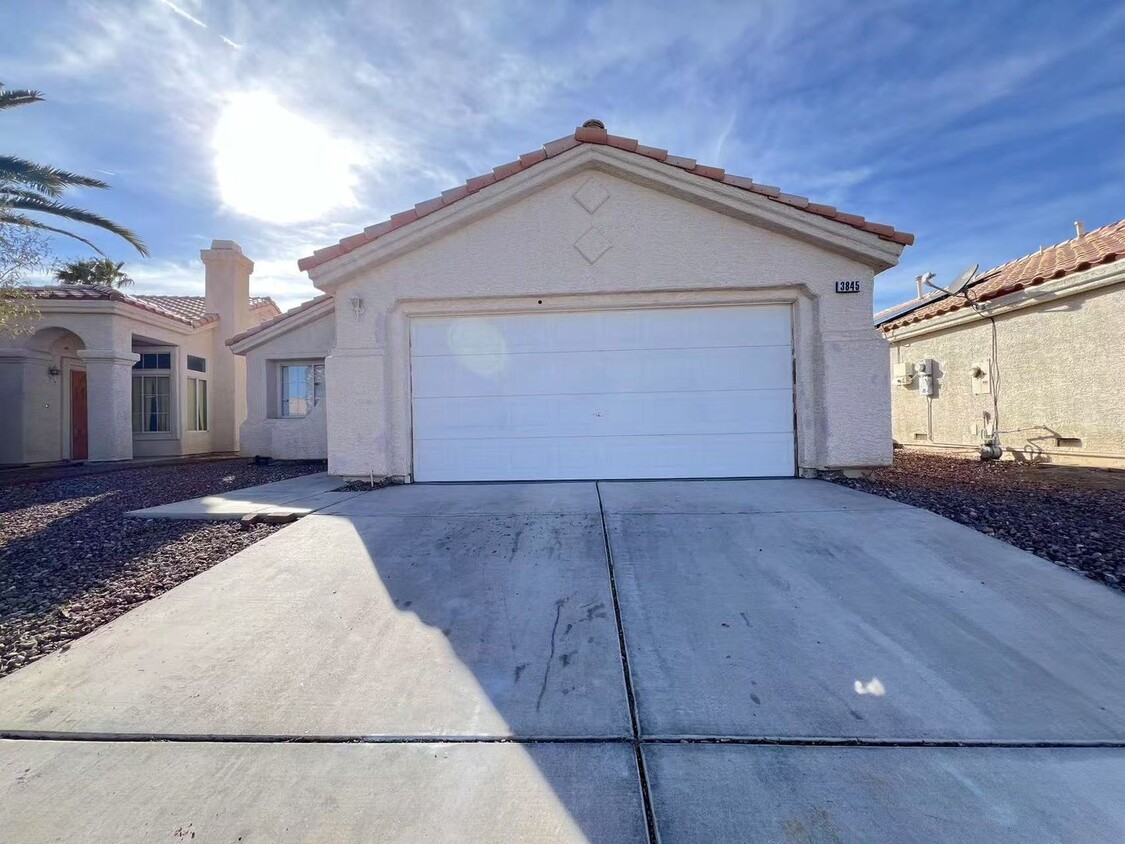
[573,178,610,213]
[574,227,612,264]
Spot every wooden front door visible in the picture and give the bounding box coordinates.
[70,369,88,461]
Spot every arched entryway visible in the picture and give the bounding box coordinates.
[19,327,88,463]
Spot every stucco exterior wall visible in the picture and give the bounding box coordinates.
[132,328,220,459]
[318,165,894,479]
[0,331,84,465]
[0,307,245,464]
[887,280,1125,466]
[240,308,334,460]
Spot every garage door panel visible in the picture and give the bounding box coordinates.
[411,345,793,399]
[410,306,795,481]
[414,390,794,440]
[411,305,792,357]
[414,433,796,482]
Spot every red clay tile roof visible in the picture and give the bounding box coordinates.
[878,219,1125,330]
[27,287,280,327]
[225,293,333,347]
[298,123,914,273]
[136,294,278,322]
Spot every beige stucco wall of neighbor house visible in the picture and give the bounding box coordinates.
[309,155,901,480]
[0,241,265,465]
[886,278,1125,467]
[0,328,87,465]
[132,327,223,459]
[239,307,334,460]
[0,309,225,464]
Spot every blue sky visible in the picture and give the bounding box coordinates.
[4,0,1123,311]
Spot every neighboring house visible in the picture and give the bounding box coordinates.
[877,219,1125,468]
[0,241,278,465]
[228,121,913,481]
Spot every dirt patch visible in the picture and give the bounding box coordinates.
[0,459,326,677]
[829,451,1125,593]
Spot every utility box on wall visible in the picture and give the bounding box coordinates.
[971,361,991,395]
[914,359,935,396]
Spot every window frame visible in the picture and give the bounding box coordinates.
[131,347,175,436]
[186,377,208,432]
[277,360,325,419]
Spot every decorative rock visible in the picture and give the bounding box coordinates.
[1,460,325,678]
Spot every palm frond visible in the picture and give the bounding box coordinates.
[0,87,43,111]
[0,186,59,204]
[2,197,149,256]
[0,212,107,255]
[0,156,109,196]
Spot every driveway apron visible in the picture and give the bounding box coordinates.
[2,478,1125,842]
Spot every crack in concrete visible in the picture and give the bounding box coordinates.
[536,597,567,712]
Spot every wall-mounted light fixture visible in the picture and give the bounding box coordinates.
[47,365,61,383]
[349,295,365,320]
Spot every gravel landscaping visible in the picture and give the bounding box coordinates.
[0,459,325,678]
[830,451,1125,592]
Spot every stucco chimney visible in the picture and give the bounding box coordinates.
[201,239,254,453]
[202,239,254,337]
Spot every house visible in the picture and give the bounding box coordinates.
[877,219,1125,467]
[227,121,913,481]
[0,241,279,465]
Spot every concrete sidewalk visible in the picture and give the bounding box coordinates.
[125,471,365,520]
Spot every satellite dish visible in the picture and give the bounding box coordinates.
[948,263,979,295]
[925,263,978,297]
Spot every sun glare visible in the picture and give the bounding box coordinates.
[213,92,360,224]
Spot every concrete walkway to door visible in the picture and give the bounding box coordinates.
[1,479,1124,841]
[124,471,359,520]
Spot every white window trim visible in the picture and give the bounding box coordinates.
[132,346,176,437]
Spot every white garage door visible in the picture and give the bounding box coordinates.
[410,305,795,481]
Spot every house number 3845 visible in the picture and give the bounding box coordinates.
[835,280,861,293]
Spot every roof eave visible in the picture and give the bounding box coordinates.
[881,259,1125,338]
[32,298,198,333]
[227,295,335,354]
[307,145,906,291]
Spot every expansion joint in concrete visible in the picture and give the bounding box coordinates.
[4,731,1124,750]
[594,481,658,844]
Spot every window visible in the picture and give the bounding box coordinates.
[132,376,171,432]
[186,355,206,373]
[132,349,172,433]
[280,363,325,417]
[187,378,208,431]
[133,352,171,370]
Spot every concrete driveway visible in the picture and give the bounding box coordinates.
[2,479,1124,842]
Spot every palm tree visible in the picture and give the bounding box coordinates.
[0,82,148,256]
[55,257,133,288]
